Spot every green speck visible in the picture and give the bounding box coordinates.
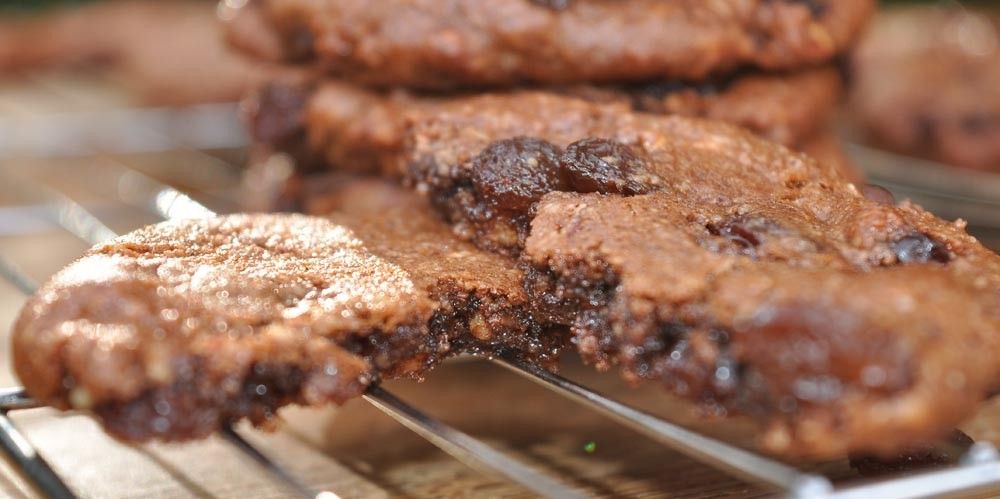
[583,441,596,454]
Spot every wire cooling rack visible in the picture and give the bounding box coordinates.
[3,77,1000,498]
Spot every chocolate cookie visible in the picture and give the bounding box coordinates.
[849,7,1000,171]
[402,92,1000,457]
[13,179,563,442]
[228,0,873,89]
[245,68,842,175]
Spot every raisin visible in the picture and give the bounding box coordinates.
[470,137,566,212]
[560,138,662,195]
[891,234,951,264]
[861,184,895,206]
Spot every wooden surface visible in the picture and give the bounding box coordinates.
[4,76,1000,498]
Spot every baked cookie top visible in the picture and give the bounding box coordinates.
[401,92,1000,457]
[13,179,556,442]
[229,0,873,89]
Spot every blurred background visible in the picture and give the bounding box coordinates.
[0,1,998,497]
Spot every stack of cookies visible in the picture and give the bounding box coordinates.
[226,0,874,181]
[19,0,1000,462]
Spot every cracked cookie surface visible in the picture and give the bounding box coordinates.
[13,179,563,442]
[402,92,1000,457]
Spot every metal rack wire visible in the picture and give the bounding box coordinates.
[3,102,1000,498]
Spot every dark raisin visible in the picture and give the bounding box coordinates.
[891,234,951,264]
[560,138,662,195]
[530,0,571,9]
[861,184,895,206]
[470,137,566,212]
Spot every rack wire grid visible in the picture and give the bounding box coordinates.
[3,76,1000,499]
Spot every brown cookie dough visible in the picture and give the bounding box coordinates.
[12,179,563,442]
[244,67,842,175]
[401,92,1000,457]
[227,0,873,89]
[849,6,1000,171]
